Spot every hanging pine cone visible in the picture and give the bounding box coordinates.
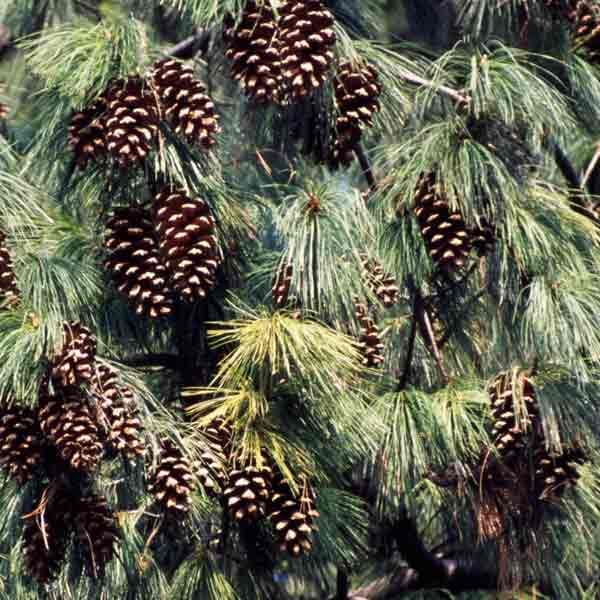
[104,77,159,169]
[355,300,384,368]
[0,102,7,120]
[0,230,19,304]
[153,187,221,302]
[330,62,381,168]
[23,488,74,583]
[67,98,107,168]
[571,0,600,60]
[150,438,195,515]
[0,406,44,483]
[91,364,145,459]
[360,255,399,308]
[279,0,336,101]
[535,444,586,500]
[198,418,232,496]
[105,207,174,319]
[224,459,272,522]
[488,371,539,460]
[51,322,96,388]
[152,59,219,148]
[223,1,283,104]
[269,473,319,557]
[75,493,119,578]
[413,173,472,272]
[272,263,293,308]
[38,379,104,472]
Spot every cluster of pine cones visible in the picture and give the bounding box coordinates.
[104,186,222,318]
[68,59,219,170]
[150,418,320,558]
[223,0,382,168]
[0,322,144,582]
[475,370,586,540]
[68,61,224,319]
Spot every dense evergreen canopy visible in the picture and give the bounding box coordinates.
[1,1,600,598]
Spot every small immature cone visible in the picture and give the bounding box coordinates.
[0,406,44,484]
[278,0,337,101]
[153,187,221,302]
[153,59,220,148]
[360,254,398,308]
[51,321,96,388]
[150,438,195,515]
[355,300,385,368]
[0,230,19,304]
[91,364,145,459]
[104,207,174,319]
[488,371,539,459]
[198,417,232,496]
[67,98,107,168]
[75,493,119,578]
[104,77,159,169]
[223,1,283,103]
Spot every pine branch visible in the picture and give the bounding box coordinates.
[397,291,418,391]
[582,143,600,190]
[354,144,377,194]
[347,514,498,599]
[414,287,448,382]
[548,136,580,190]
[120,353,180,370]
[164,30,211,59]
[398,69,470,106]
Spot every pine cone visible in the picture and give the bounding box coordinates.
[413,173,471,272]
[75,493,119,578]
[269,473,319,557]
[104,77,159,169]
[153,187,221,302]
[51,322,96,388]
[535,444,586,500]
[571,1,600,60]
[330,62,381,168]
[224,460,272,522]
[198,418,232,496]
[355,300,384,368]
[0,406,44,483]
[360,255,398,308]
[223,1,283,103]
[104,207,174,319]
[150,438,195,514]
[0,230,19,304]
[153,59,219,148]
[279,0,336,101]
[23,488,74,583]
[91,364,145,459]
[488,371,539,459]
[38,379,104,472]
[0,102,8,120]
[272,263,293,308]
[67,99,107,168]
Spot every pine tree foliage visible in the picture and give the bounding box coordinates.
[1,0,600,598]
